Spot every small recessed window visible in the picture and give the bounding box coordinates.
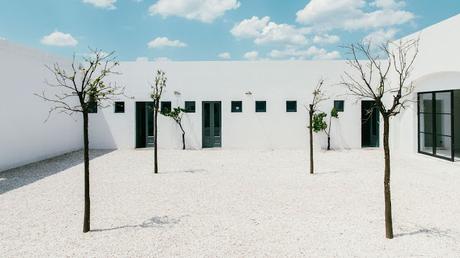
[231,101,243,112]
[161,101,172,112]
[255,101,266,112]
[334,100,345,112]
[114,101,125,113]
[88,101,97,113]
[286,100,297,112]
[184,101,196,113]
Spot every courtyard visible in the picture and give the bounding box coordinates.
[1,149,459,257]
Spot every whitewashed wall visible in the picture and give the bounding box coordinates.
[391,14,460,155]
[0,40,82,171]
[90,60,363,150]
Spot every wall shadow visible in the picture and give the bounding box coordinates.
[0,149,114,194]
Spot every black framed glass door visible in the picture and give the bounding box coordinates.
[202,101,222,148]
[362,100,380,147]
[418,91,455,161]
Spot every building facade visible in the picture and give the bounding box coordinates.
[1,14,460,171]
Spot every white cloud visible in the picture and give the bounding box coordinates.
[269,46,341,60]
[154,57,172,62]
[371,0,405,9]
[136,57,149,62]
[231,16,309,45]
[41,31,78,47]
[313,34,340,44]
[296,0,414,31]
[218,52,231,59]
[149,0,240,23]
[0,37,6,41]
[243,51,258,60]
[82,0,117,9]
[363,28,398,45]
[147,37,187,48]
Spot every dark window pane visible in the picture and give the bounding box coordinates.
[435,135,452,158]
[419,113,433,133]
[88,101,97,113]
[114,101,125,113]
[231,101,243,112]
[436,114,452,136]
[286,101,297,112]
[214,103,221,128]
[204,103,210,128]
[161,101,171,113]
[419,133,434,154]
[419,93,433,113]
[334,100,345,112]
[185,101,196,113]
[146,102,154,137]
[255,101,266,112]
[435,92,451,114]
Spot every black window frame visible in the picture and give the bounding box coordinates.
[231,101,243,113]
[255,101,266,113]
[417,90,455,162]
[334,100,345,112]
[114,101,125,113]
[184,101,196,113]
[286,100,297,112]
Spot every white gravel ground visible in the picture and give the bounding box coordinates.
[1,148,460,257]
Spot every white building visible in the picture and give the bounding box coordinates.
[1,14,460,172]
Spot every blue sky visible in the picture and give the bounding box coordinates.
[0,0,459,61]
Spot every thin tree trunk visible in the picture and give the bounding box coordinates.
[383,115,394,239]
[178,123,186,150]
[327,136,331,151]
[309,105,314,174]
[154,104,159,174]
[82,111,90,233]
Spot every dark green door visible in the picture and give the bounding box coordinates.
[135,102,155,148]
[362,100,380,147]
[202,101,222,148]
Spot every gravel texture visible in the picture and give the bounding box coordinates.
[1,148,460,257]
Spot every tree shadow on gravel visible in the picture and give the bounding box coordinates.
[161,169,207,174]
[0,149,114,194]
[91,215,187,233]
[395,227,454,239]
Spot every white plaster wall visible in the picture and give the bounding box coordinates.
[0,40,82,171]
[390,14,460,155]
[91,61,363,150]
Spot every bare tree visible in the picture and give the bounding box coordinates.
[36,49,124,233]
[306,79,328,174]
[162,107,187,150]
[150,70,167,174]
[341,39,419,239]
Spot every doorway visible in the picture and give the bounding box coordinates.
[135,102,155,148]
[202,101,222,148]
[362,100,380,147]
[418,91,456,161]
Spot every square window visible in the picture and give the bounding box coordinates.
[286,101,297,112]
[184,101,196,113]
[255,101,266,112]
[88,101,97,113]
[334,100,345,112]
[161,101,172,113]
[114,101,125,113]
[231,101,243,112]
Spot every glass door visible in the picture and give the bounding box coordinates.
[418,91,454,161]
[202,101,222,148]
